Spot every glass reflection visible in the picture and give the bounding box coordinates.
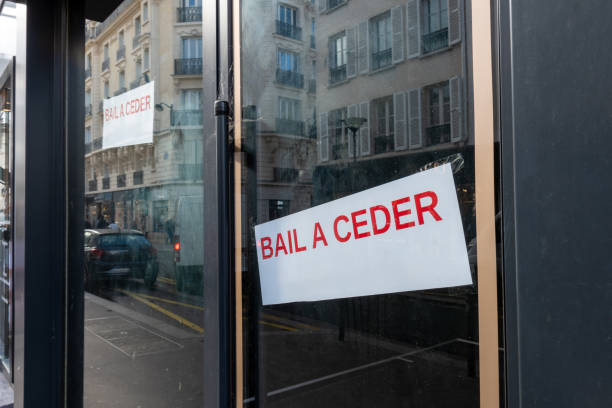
[240,0,502,406]
[83,0,204,406]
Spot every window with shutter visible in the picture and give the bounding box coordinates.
[407,88,423,148]
[357,21,369,74]
[359,101,370,155]
[319,112,329,162]
[406,0,420,58]
[448,0,461,45]
[450,76,462,142]
[393,92,407,150]
[346,27,357,78]
[391,6,404,64]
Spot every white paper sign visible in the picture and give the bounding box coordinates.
[254,164,472,305]
[102,81,155,149]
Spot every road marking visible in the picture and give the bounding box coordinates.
[119,290,204,334]
[133,292,204,311]
[259,320,298,332]
[262,313,319,331]
[158,276,176,285]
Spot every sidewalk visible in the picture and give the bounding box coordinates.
[0,371,12,407]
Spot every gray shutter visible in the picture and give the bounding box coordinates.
[346,27,357,78]
[448,0,461,45]
[359,101,370,155]
[320,112,329,161]
[357,21,369,74]
[318,0,327,13]
[406,0,420,58]
[450,76,462,142]
[407,88,422,148]
[393,92,407,150]
[348,104,358,157]
[391,5,405,64]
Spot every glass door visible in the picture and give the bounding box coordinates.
[234,0,503,407]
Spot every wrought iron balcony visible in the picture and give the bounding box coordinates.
[130,78,141,89]
[102,177,110,190]
[85,68,91,79]
[132,34,141,49]
[327,0,346,9]
[308,79,316,94]
[85,142,92,154]
[114,87,127,96]
[273,167,299,183]
[425,123,451,146]
[332,142,348,160]
[177,6,202,22]
[179,164,203,180]
[171,109,203,126]
[371,48,392,70]
[174,58,203,75]
[275,118,304,136]
[88,179,97,192]
[101,58,110,72]
[329,64,347,84]
[275,68,304,88]
[116,45,126,61]
[133,170,144,185]
[422,28,449,54]
[85,104,92,117]
[374,134,394,154]
[93,138,103,151]
[275,20,302,41]
[117,174,126,188]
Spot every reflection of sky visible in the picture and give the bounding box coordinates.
[0,3,17,57]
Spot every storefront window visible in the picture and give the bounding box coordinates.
[238,0,503,406]
[82,1,204,405]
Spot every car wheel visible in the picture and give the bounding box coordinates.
[144,261,157,289]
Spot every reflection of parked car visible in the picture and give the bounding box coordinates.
[83,229,158,290]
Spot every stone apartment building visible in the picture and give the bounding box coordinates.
[84,0,204,237]
[313,0,471,209]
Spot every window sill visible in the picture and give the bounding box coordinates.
[273,82,304,92]
[419,45,454,59]
[368,63,395,76]
[271,33,304,46]
[322,1,348,15]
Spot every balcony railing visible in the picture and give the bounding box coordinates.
[308,79,316,94]
[276,118,304,136]
[117,174,126,188]
[275,68,304,88]
[275,20,302,41]
[273,167,299,183]
[177,6,202,22]
[132,34,141,48]
[101,58,110,72]
[85,68,91,79]
[116,45,126,61]
[371,48,392,70]
[102,177,110,190]
[328,0,346,9]
[425,123,451,146]
[178,164,203,180]
[114,87,127,96]
[171,109,203,126]
[310,34,315,49]
[374,134,394,154]
[88,180,97,192]
[422,28,449,54]
[133,170,144,185]
[329,64,347,84]
[93,138,103,151]
[85,104,92,117]
[174,58,203,75]
[130,78,141,89]
[85,142,92,154]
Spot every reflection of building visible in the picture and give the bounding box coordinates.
[314,0,472,222]
[242,0,319,222]
[84,0,203,239]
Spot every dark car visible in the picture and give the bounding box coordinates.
[84,229,158,290]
